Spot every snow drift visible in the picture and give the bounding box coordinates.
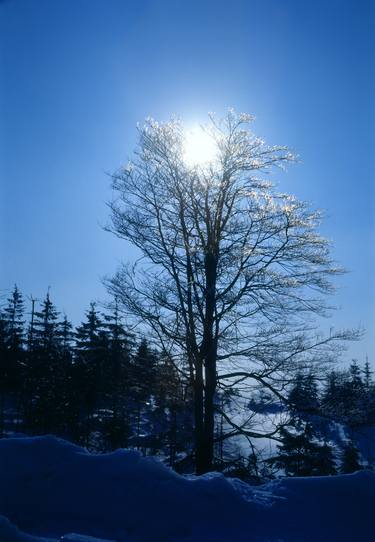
[0,436,373,542]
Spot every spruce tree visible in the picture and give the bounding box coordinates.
[314,442,337,476]
[59,315,75,355]
[152,351,192,464]
[288,373,319,413]
[32,292,60,350]
[363,359,372,391]
[2,285,25,392]
[55,314,77,437]
[340,441,362,474]
[101,300,134,449]
[272,422,337,477]
[321,370,339,415]
[131,339,156,400]
[27,291,62,433]
[75,302,109,446]
[343,361,366,426]
[0,310,8,436]
[0,286,25,436]
[130,338,157,450]
[0,312,7,359]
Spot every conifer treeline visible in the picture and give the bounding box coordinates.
[288,362,375,427]
[271,365,375,477]
[0,285,374,478]
[0,286,193,466]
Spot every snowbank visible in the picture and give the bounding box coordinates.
[0,436,373,542]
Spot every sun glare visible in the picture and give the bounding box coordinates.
[183,126,217,167]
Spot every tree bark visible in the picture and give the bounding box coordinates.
[196,250,218,474]
[194,362,206,474]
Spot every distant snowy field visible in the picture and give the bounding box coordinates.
[0,436,373,542]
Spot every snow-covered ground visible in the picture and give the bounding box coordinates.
[0,435,373,542]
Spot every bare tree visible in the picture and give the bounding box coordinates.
[106,110,357,473]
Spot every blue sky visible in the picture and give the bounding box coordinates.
[1,0,374,363]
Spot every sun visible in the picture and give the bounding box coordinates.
[183,125,217,167]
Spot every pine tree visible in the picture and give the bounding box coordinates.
[363,359,372,391]
[288,373,305,411]
[288,373,319,413]
[75,302,109,446]
[2,285,25,391]
[321,370,340,414]
[131,339,157,400]
[33,291,60,353]
[55,314,77,437]
[26,291,63,433]
[130,338,157,450]
[0,310,8,436]
[341,361,366,427]
[101,300,134,449]
[152,351,192,465]
[3,285,25,350]
[314,442,337,476]
[362,359,375,425]
[0,286,26,436]
[59,315,75,355]
[272,422,337,477]
[348,360,364,396]
[0,312,7,358]
[340,441,362,473]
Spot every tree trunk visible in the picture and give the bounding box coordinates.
[194,362,206,474]
[0,391,4,437]
[203,356,216,472]
[195,250,218,474]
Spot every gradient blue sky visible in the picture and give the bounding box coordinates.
[1,0,374,363]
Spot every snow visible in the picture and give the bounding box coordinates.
[62,536,115,542]
[353,426,375,465]
[0,435,373,542]
[0,515,55,542]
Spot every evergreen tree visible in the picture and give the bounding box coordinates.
[0,310,8,436]
[26,291,63,433]
[363,362,375,426]
[321,365,371,427]
[0,286,25,436]
[33,291,60,353]
[272,422,336,477]
[349,360,363,388]
[314,442,337,476]
[2,285,25,391]
[340,441,362,474]
[288,373,319,413]
[361,359,375,425]
[56,314,78,437]
[101,300,134,449]
[363,359,372,391]
[321,370,340,413]
[0,311,7,359]
[129,338,157,449]
[3,285,25,350]
[75,302,109,445]
[21,295,38,433]
[59,315,75,355]
[131,339,157,400]
[151,351,192,465]
[342,361,366,426]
